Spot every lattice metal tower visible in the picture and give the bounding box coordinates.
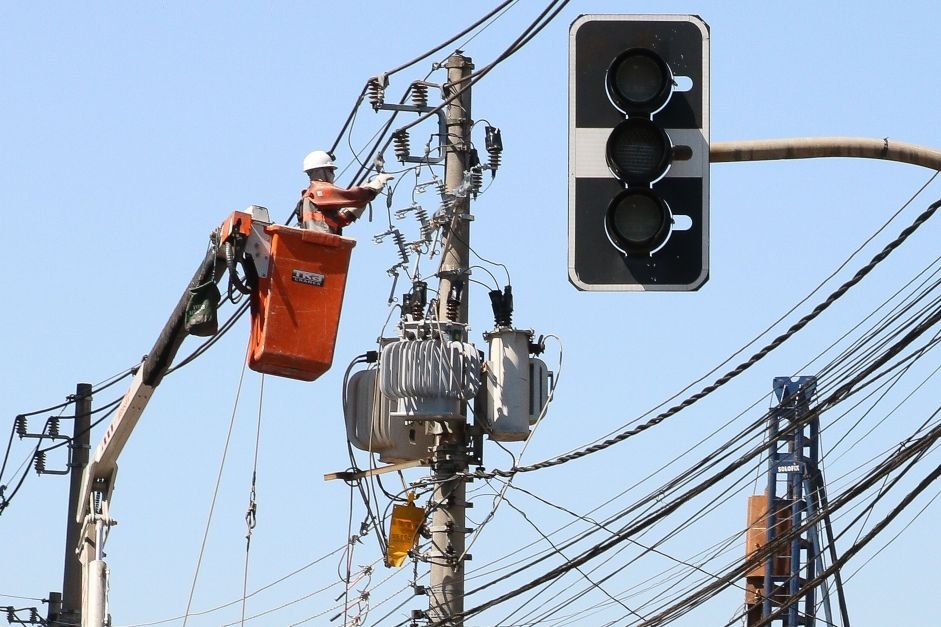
[744,376,850,627]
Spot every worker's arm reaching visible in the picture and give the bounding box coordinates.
[297,150,393,233]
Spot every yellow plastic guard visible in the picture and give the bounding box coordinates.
[386,493,425,567]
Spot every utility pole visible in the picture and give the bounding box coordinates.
[428,52,473,626]
[50,383,92,627]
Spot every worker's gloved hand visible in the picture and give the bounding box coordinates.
[364,172,394,192]
[342,206,368,221]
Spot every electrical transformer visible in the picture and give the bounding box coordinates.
[344,367,434,464]
[482,328,550,441]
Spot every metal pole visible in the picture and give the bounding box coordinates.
[55,383,92,627]
[711,137,941,171]
[428,52,473,627]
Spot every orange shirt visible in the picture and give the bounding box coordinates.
[298,181,378,234]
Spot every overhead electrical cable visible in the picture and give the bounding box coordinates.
[240,374,265,627]
[460,318,940,627]
[387,1,518,78]
[578,427,936,626]
[349,0,568,190]
[167,299,250,375]
[414,248,931,624]
[35,397,123,457]
[462,393,772,588]
[720,437,941,627]
[561,173,940,457]
[0,439,42,517]
[115,545,348,627]
[843,480,941,584]
[393,0,569,138]
[641,415,941,625]
[470,197,941,481]
[181,356,250,627]
[428,318,941,625]
[498,490,647,623]
[328,0,517,156]
[1,399,120,517]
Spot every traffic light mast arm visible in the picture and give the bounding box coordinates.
[711,137,941,171]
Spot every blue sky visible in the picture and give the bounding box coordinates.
[4,2,941,625]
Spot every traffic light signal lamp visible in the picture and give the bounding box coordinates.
[569,14,710,291]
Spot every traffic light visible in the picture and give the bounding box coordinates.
[568,14,710,291]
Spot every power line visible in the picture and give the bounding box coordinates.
[394,0,570,138]
[554,174,941,460]
[327,0,518,157]
[471,197,941,482]
[115,545,349,627]
[181,355,250,627]
[420,304,941,624]
[345,0,568,190]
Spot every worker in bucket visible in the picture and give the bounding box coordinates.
[296,150,393,234]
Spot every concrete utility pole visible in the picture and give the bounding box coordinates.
[52,383,92,627]
[428,52,473,626]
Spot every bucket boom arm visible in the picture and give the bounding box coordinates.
[72,207,272,627]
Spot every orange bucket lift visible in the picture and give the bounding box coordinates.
[219,210,356,382]
[248,224,356,381]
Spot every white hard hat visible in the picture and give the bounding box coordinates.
[303,150,336,172]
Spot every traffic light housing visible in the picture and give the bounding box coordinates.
[568,15,710,291]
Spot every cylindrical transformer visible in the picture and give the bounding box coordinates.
[345,368,434,463]
[485,329,533,441]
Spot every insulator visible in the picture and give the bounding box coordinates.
[411,298,424,321]
[439,195,455,216]
[47,417,60,438]
[447,281,464,322]
[467,148,482,198]
[486,126,503,176]
[488,151,502,174]
[411,82,429,108]
[433,179,455,216]
[401,293,412,320]
[502,285,514,327]
[393,129,410,163]
[367,76,385,111]
[414,207,433,243]
[489,285,514,327]
[15,415,27,438]
[471,169,483,198]
[391,229,409,266]
[410,281,427,320]
[34,450,46,474]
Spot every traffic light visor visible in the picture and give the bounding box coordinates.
[606,49,673,114]
[606,119,672,184]
[605,189,672,256]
